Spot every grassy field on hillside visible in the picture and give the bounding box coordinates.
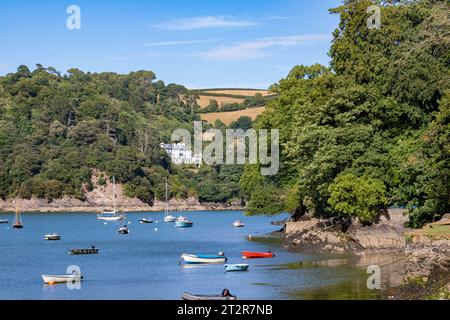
[201,106,266,125]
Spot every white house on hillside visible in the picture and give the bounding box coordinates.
[160,143,202,166]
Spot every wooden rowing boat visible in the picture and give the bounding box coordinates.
[42,274,83,285]
[69,247,98,255]
[181,253,227,264]
[181,290,236,301]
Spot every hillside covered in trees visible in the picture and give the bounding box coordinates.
[0,66,243,205]
[241,0,449,228]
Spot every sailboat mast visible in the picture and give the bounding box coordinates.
[112,176,116,212]
[14,197,21,226]
[165,178,169,216]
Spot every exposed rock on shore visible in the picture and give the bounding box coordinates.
[0,180,244,213]
[284,210,450,299]
[285,210,408,254]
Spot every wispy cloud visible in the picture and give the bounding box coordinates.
[107,52,162,62]
[140,38,220,47]
[197,34,331,60]
[152,15,260,30]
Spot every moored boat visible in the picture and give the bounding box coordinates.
[232,220,245,228]
[225,264,249,272]
[0,219,8,224]
[12,198,23,229]
[118,225,129,234]
[163,178,176,222]
[242,251,275,259]
[175,216,193,228]
[44,233,61,241]
[97,176,126,221]
[182,289,236,301]
[42,274,83,285]
[181,253,227,264]
[69,246,98,255]
[139,218,153,224]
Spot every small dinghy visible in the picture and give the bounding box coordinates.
[181,253,227,264]
[45,233,61,241]
[69,246,98,255]
[118,225,129,234]
[225,264,249,272]
[175,216,193,228]
[42,273,83,285]
[0,219,8,224]
[232,220,245,228]
[182,289,236,301]
[242,251,275,259]
[139,218,153,224]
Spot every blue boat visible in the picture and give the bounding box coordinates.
[175,216,193,228]
[225,264,249,272]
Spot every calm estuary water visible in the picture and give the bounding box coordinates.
[0,211,402,300]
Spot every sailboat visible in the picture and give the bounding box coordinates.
[13,198,23,229]
[97,176,125,221]
[163,178,176,223]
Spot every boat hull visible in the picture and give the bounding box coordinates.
[175,221,193,228]
[0,219,8,224]
[242,251,275,259]
[225,264,249,272]
[164,216,177,222]
[181,292,236,301]
[69,248,98,255]
[181,254,227,264]
[45,235,61,241]
[42,274,83,284]
[97,215,125,221]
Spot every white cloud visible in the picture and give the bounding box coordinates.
[152,16,260,30]
[197,34,331,60]
[140,38,220,47]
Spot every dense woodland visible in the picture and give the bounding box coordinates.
[0,66,243,205]
[241,0,449,228]
[0,0,448,228]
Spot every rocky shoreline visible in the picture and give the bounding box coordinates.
[0,197,244,213]
[283,210,450,299]
[0,178,244,213]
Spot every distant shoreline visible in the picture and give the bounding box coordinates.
[0,197,245,214]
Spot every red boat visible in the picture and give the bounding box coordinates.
[242,251,275,259]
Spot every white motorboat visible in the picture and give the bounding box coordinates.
[232,220,245,228]
[118,225,129,234]
[44,233,61,241]
[0,219,8,224]
[42,274,83,285]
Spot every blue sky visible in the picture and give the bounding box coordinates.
[0,0,342,89]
